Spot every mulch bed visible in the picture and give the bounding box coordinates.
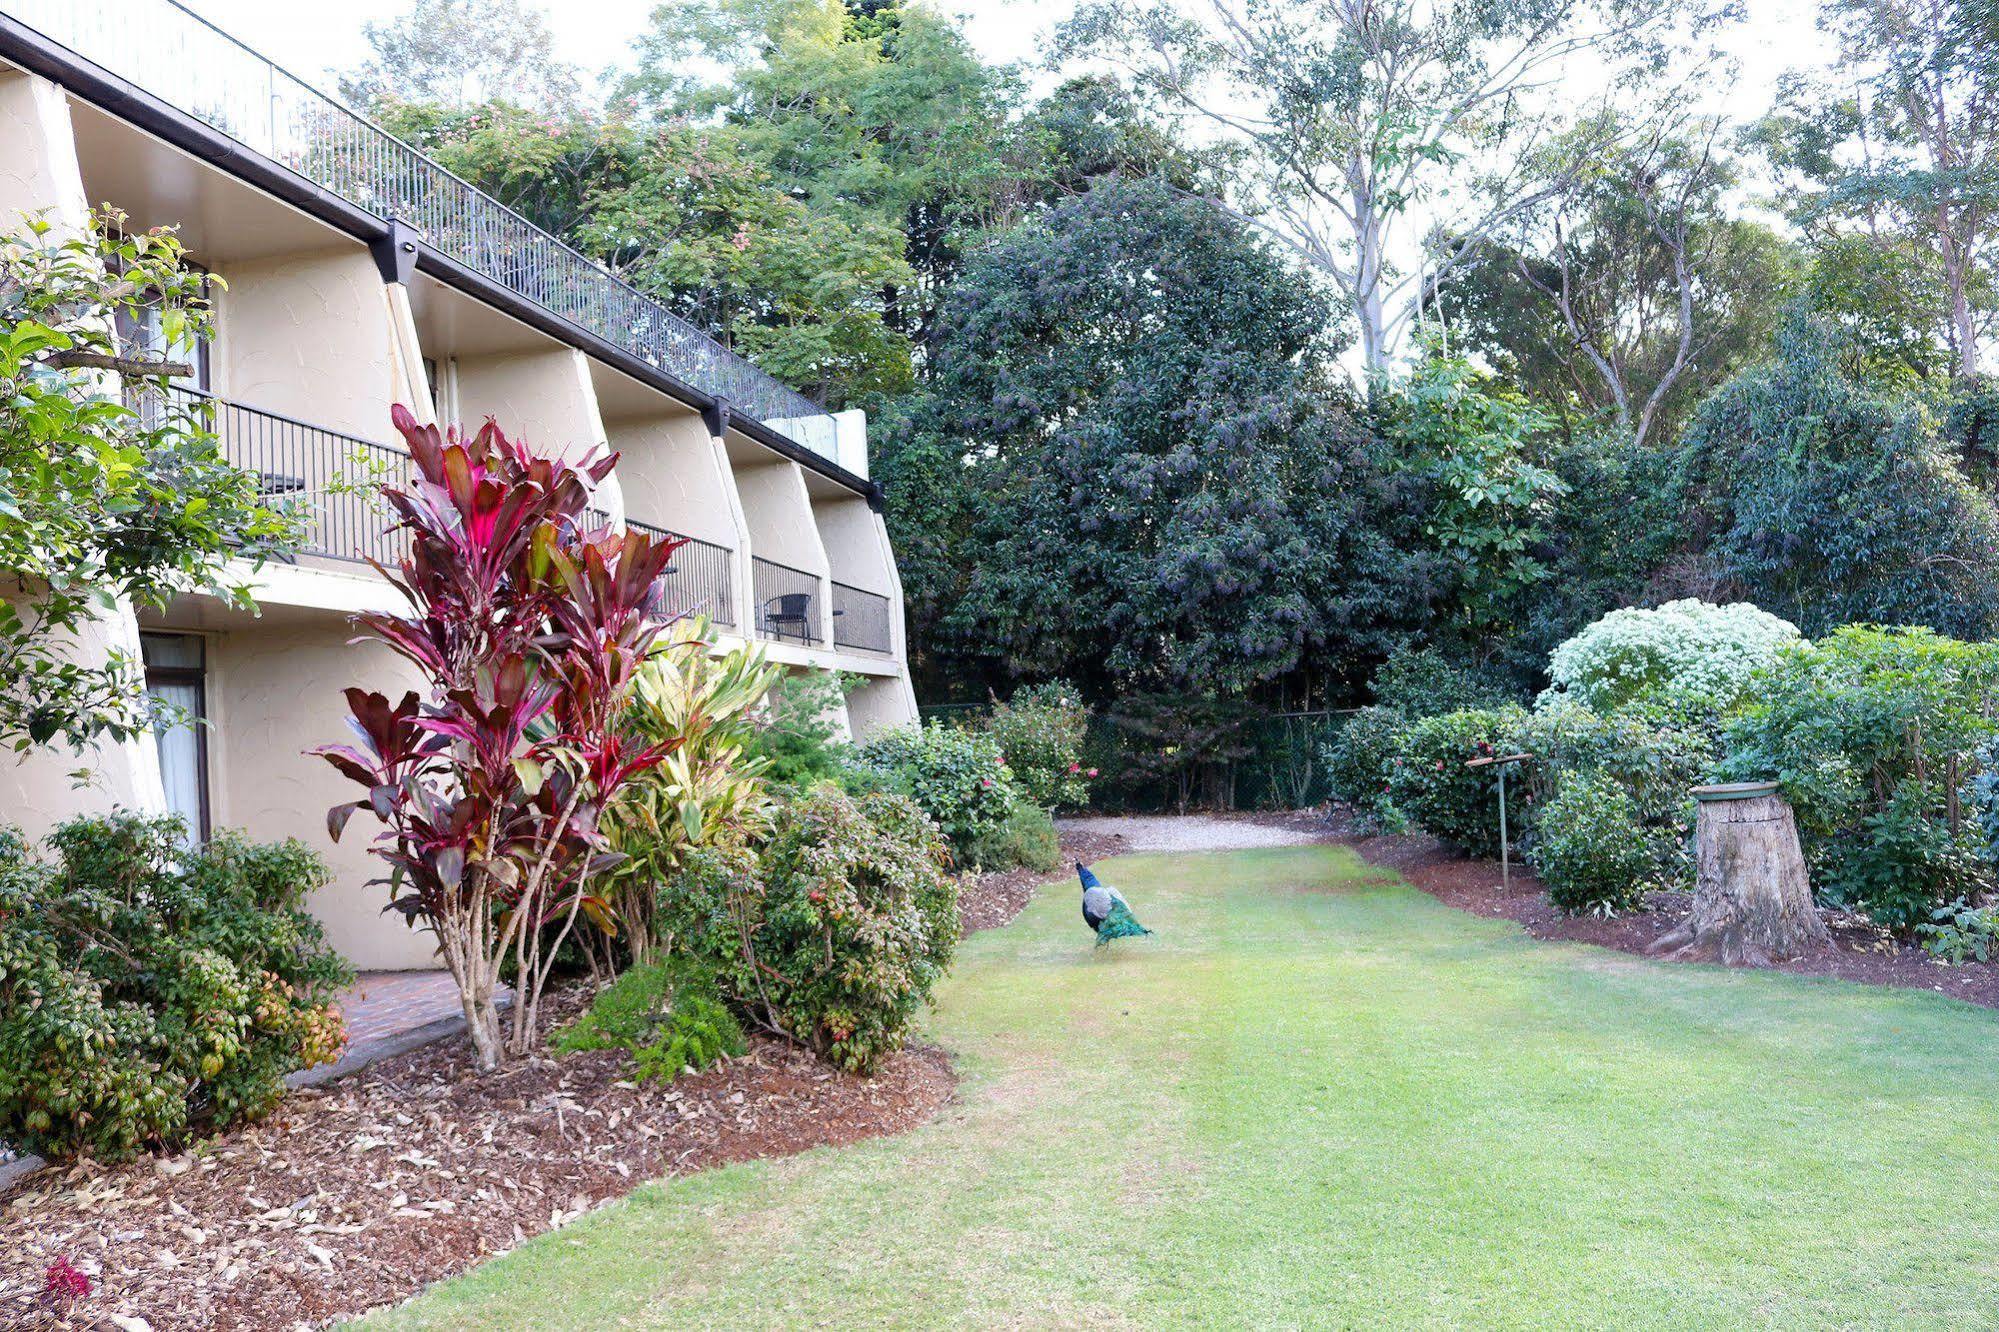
[1329,816,1999,1009]
[0,985,953,1332]
[3,834,1124,1332]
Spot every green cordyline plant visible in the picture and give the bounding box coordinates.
[315,406,682,1070]
[602,616,785,965]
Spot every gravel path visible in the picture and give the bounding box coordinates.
[1056,813,1327,852]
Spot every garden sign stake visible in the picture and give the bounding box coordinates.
[1465,752,1532,890]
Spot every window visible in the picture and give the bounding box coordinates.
[141,633,210,846]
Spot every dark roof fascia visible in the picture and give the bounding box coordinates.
[0,14,880,503]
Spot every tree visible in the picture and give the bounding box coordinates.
[341,0,582,112]
[1443,114,1799,447]
[1753,0,1999,378]
[882,178,1428,701]
[1671,310,1999,637]
[620,0,1025,356]
[1061,0,1732,371]
[0,212,294,761]
[318,411,680,1070]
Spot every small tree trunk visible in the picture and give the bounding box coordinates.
[1652,782,1828,967]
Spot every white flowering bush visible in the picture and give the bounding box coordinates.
[1540,599,1802,715]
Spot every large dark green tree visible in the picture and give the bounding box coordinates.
[881,179,1430,701]
[1671,311,1999,637]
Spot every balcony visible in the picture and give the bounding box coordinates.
[631,520,735,629]
[1,0,841,460]
[753,557,824,647]
[832,581,893,655]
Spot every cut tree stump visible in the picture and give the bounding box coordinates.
[1650,781,1829,967]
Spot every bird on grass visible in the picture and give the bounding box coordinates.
[1078,862,1153,951]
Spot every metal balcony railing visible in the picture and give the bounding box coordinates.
[630,520,735,629]
[4,0,841,460]
[753,557,823,647]
[162,385,410,567]
[832,581,893,654]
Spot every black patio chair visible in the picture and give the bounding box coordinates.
[762,591,813,642]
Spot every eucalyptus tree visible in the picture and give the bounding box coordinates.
[341,0,583,112]
[1753,0,1999,378]
[1060,0,1736,372]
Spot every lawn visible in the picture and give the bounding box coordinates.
[370,846,1999,1329]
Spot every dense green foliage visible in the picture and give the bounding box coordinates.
[1540,600,1802,715]
[984,682,1091,810]
[1322,707,1410,831]
[1384,709,1531,857]
[884,178,1423,699]
[0,816,350,1161]
[849,722,1021,866]
[551,960,747,1083]
[1530,776,1661,915]
[0,213,294,758]
[741,671,853,790]
[965,802,1061,876]
[677,788,957,1073]
[1719,626,1999,927]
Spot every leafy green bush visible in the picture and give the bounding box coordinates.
[552,960,746,1083]
[1529,776,1662,916]
[1719,625,1999,926]
[1918,901,1999,964]
[743,671,852,789]
[986,681,1091,809]
[1540,599,1802,716]
[850,721,1022,864]
[1385,707,1530,856]
[1322,705,1410,830]
[679,789,957,1073]
[1369,648,1511,717]
[967,801,1061,873]
[0,815,351,1161]
[1520,702,1716,840]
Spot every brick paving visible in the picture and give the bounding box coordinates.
[338,970,472,1047]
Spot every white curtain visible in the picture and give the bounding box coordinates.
[148,679,204,846]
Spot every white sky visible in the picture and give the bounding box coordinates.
[183,0,1830,123]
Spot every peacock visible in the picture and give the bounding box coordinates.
[1077,862,1153,950]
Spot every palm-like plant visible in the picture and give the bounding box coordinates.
[605,617,786,965]
[315,406,683,1069]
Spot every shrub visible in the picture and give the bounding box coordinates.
[0,815,350,1161]
[1321,706,1410,829]
[551,960,746,1082]
[1540,599,1802,716]
[743,671,853,789]
[1369,648,1512,717]
[850,721,1022,864]
[1529,776,1663,915]
[1719,624,1999,926]
[1918,900,1999,964]
[986,681,1091,809]
[966,801,1061,873]
[680,789,957,1073]
[1385,707,1530,856]
[1520,701,1716,838]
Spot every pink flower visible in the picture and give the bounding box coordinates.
[43,1258,90,1310]
[1435,760,1445,770]
[731,227,751,251]
[1087,768,1099,778]
[1067,763,1080,773]
[980,778,993,789]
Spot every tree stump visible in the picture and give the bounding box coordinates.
[1650,782,1828,967]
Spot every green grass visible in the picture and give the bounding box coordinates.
[368,847,1999,1329]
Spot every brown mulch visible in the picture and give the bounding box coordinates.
[954,827,1129,935]
[1336,819,1999,1009]
[0,985,953,1332]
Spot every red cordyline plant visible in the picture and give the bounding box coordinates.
[316,405,684,1070]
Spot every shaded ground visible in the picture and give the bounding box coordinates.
[367,845,1999,1330]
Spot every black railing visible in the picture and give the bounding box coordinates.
[166,386,408,567]
[753,557,823,646]
[832,581,893,654]
[631,520,735,628]
[7,0,841,459]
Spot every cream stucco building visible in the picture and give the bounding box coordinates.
[0,2,919,968]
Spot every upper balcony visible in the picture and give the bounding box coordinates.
[0,0,842,462]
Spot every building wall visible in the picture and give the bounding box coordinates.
[212,248,405,440]
[608,411,741,549]
[205,615,437,970]
[734,461,827,575]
